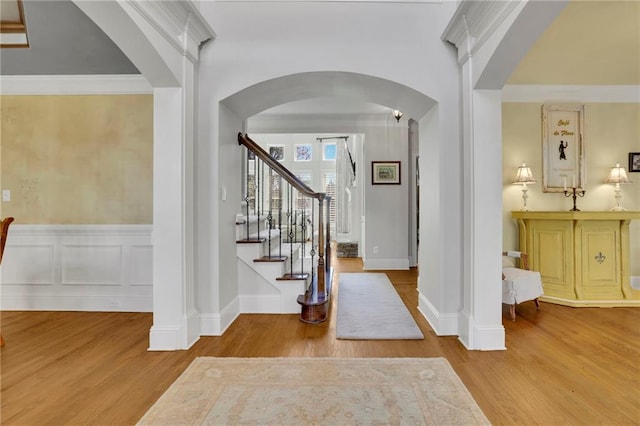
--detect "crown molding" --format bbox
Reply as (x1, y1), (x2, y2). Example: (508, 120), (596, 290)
(124, 0), (216, 63)
(0, 75), (152, 95)
(502, 85), (640, 103)
(441, 0), (520, 64)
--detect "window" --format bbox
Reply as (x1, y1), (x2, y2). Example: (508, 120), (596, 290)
(323, 143), (336, 161)
(295, 171), (312, 210)
(323, 172), (337, 228)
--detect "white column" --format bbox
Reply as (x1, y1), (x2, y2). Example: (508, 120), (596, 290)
(149, 88), (189, 350)
(458, 55), (505, 350)
(148, 38), (202, 351)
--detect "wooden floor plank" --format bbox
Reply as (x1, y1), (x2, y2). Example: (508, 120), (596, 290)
(1, 256), (639, 425)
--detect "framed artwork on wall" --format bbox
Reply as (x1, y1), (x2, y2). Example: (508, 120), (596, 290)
(372, 161), (401, 185)
(629, 152), (640, 173)
(542, 104), (585, 192)
(268, 145), (285, 161)
(295, 144), (312, 161)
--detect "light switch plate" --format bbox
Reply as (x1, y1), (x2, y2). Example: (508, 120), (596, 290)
(2, 190), (10, 202)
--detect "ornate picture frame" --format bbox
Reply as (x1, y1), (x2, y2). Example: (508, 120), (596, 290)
(372, 161), (401, 185)
(542, 104), (585, 192)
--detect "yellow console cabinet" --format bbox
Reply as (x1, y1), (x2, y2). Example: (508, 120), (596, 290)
(511, 211), (640, 307)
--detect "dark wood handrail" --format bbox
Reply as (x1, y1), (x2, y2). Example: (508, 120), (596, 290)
(238, 132), (332, 324)
(238, 133), (325, 201)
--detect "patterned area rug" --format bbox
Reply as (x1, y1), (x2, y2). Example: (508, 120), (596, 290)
(137, 357), (489, 425)
(336, 273), (424, 339)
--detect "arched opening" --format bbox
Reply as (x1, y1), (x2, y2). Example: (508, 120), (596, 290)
(202, 70), (438, 330)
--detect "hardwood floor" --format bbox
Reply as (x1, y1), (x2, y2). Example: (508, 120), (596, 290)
(2, 257), (639, 425)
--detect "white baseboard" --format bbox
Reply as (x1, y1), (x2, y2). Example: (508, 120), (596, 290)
(457, 311), (506, 351)
(363, 258), (410, 270)
(239, 294), (286, 313)
(464, 325), (506, 351)
(417, 291), (458, 336)
(0, 294), (151, 312)
(200, 297), (240, 336)
(148, 325), (181, 351)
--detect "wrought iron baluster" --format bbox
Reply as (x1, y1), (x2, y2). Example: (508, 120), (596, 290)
(267, 168), (274, 258)
(291, 186), (297, 276)
(310, 201), (316, 283)
(244, 150), (250, 239)
(278, 175), (283, 259)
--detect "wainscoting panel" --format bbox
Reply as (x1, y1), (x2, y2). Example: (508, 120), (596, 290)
(1, 225), (153, 312)
(1, 244), (54, 285)
(61, 245), (123, 286)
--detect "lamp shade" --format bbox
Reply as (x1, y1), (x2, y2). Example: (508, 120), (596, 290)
(604, 163), (632, 184)
(513, 162), (536, 184)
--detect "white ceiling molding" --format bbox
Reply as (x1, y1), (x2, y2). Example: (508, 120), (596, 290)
(0, 75), (152, 95)
(441, 0), (520, 64)
(124, 0), (216, 63)
(502, 85), (640, 103)
(248, 113), (392, 134)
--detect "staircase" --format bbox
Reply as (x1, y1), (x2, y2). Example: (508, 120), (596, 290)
(237, 133), (333, 323)
(236, 215), (314, 313)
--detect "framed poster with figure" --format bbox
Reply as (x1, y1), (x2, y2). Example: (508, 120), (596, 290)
(542, 104), (585, 192)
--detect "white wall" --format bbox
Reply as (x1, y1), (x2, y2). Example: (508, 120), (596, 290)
(196, 1), (463, 335)
(248, 118), (410, 268)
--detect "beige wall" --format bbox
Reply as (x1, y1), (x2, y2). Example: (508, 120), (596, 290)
(503, 102), (640, 275)
(1, 95), (153, 224)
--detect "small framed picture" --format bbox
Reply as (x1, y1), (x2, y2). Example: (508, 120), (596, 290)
(629, 152), (640, 173)
(295, 144), (312, 161)
(372, 161), (401, 185)
(268, 145), (285, 161)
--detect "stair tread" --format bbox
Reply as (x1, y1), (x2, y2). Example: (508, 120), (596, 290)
(254, 255), (288, 262)
(236, 238), (266, 244)
(277, 273), (310, 281)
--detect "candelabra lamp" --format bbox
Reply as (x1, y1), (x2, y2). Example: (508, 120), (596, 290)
(513, 162), (536, 211)
(604, 163), (632, 211)
(564, 186), (586, 211)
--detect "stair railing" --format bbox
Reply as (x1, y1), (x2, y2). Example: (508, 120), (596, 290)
(238, 133), (332, 323)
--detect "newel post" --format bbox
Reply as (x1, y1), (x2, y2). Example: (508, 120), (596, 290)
(316, 194), (326, 298)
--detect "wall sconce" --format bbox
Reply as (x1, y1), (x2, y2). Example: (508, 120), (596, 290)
(513, 162), (536, 211)
(392, 110), (403, 122)
(604, 163), (632, 211)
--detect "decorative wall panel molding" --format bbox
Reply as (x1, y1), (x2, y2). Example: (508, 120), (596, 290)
(0, 225), (152, 312)
(0, 74), (152, 95)
(503, 85), (640, 103)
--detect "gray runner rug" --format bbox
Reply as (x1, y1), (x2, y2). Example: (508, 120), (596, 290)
(336, 272), (424, 339)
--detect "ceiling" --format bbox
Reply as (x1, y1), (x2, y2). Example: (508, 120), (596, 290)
(0, 0), (638, 115)
(0, 0), (138, 75)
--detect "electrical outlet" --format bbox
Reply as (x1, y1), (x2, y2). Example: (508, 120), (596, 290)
(373, 246), (379, 254)
(2, 190), (10, 202)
